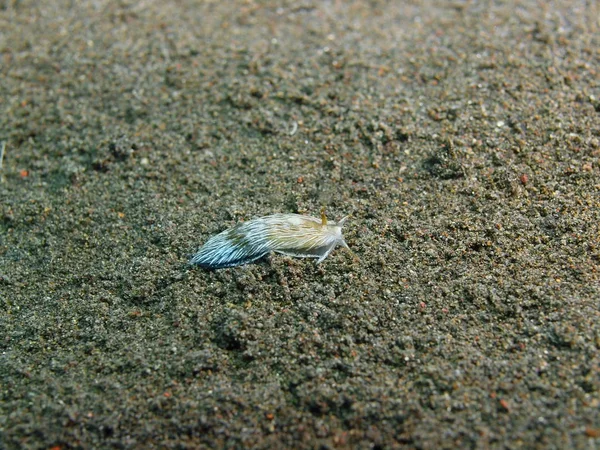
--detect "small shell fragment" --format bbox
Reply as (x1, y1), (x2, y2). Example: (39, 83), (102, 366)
(190, 209), (349, 269)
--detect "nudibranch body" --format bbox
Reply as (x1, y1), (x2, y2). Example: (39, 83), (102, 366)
(190, 210), (349, 269)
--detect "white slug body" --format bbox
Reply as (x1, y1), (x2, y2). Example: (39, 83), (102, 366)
(190, 210), (349, 269)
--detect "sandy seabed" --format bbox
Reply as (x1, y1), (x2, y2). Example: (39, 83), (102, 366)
(1, 1), (599, 448)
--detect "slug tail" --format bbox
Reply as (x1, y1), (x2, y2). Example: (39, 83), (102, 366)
(190, 225), (272, 269)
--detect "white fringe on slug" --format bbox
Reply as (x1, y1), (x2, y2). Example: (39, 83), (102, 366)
(190, 209), (350, 269)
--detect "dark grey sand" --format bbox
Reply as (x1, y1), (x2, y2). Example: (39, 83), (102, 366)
(1, 1), (599, 448)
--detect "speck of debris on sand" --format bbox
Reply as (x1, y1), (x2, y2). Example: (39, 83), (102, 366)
(1, 1), (599, 449)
